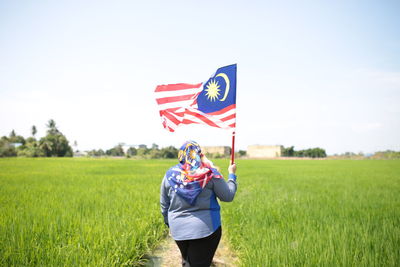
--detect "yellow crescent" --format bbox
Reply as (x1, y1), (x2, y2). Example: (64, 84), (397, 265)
(216, 73), (230, 101)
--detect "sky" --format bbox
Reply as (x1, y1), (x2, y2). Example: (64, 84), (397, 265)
(0, 0), (399, 155)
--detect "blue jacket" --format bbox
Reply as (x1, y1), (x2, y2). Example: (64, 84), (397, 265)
(160, 173), (237, 241)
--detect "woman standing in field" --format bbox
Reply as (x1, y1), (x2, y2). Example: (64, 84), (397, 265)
(160, 140), (237, 267)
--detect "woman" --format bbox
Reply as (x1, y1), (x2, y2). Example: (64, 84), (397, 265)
(160, 140), (237, 267)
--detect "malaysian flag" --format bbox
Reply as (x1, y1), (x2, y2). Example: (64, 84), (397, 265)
(155, 64), (236, 132)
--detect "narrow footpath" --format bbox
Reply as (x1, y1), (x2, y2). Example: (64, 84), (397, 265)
(145, 235), (238, 267)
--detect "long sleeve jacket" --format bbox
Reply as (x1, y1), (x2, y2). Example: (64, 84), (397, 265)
(160, 173), (237, 241)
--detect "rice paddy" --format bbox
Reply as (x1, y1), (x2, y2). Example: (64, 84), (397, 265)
(0, 158), (399, 266)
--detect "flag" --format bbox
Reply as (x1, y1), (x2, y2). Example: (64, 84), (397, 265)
(155, 64), (237, 132)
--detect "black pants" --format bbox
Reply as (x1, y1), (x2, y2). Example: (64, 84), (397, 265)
(175, 227), (222, 267)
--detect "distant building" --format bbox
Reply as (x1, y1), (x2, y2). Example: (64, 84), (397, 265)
(73, 151), (88, 157)
(202, 146), (231, 156)
(247, 145), (282, 158)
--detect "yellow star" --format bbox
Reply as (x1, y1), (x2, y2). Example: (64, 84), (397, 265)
(205, 79), (221, 101)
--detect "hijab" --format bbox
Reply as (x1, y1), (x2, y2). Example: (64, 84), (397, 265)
(165, 140), (222, 205)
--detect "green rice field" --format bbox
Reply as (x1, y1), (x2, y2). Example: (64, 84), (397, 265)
(0, 158), (399, 266)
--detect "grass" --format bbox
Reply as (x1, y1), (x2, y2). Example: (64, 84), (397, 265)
(220, 159), (400, 266)
(0, 158), (174, 266)
(1, 158), (399, 266)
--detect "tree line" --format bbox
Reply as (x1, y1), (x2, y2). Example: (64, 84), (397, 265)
(281, 146), (327, 158)
(371, 150), (400, 159)
(3, 120), (397, 159)
(0, 119), (73, 157)
(0, 122), (328, 159)
(86, 144), (179, 159)
(0, 120), (180, 159)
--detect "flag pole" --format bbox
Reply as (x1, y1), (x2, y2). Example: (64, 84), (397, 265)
(231, 131), (235, 164)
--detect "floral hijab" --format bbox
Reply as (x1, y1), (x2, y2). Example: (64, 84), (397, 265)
(165, 141), (222, 205)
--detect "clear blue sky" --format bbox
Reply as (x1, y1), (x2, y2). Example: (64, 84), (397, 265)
(1, 0), (399, 155)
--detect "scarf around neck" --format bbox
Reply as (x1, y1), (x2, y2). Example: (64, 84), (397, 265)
(165, 141), (222, 205)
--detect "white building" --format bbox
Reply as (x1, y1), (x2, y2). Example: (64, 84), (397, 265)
(247, 145), (282, 158)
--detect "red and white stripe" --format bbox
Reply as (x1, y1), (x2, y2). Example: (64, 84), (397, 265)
(155, 83), (236, 132)
(155, 83), (203, 110)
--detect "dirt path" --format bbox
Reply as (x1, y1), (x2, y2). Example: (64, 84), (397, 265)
(145, 234), (239, 267)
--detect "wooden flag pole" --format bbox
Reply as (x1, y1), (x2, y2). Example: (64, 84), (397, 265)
(231, 131), (236, 164)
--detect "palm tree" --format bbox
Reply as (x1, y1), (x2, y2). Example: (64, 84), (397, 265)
(39, 139), (53, 156)
(31, 125), (37, 137)
(46, 119), (59, 135)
